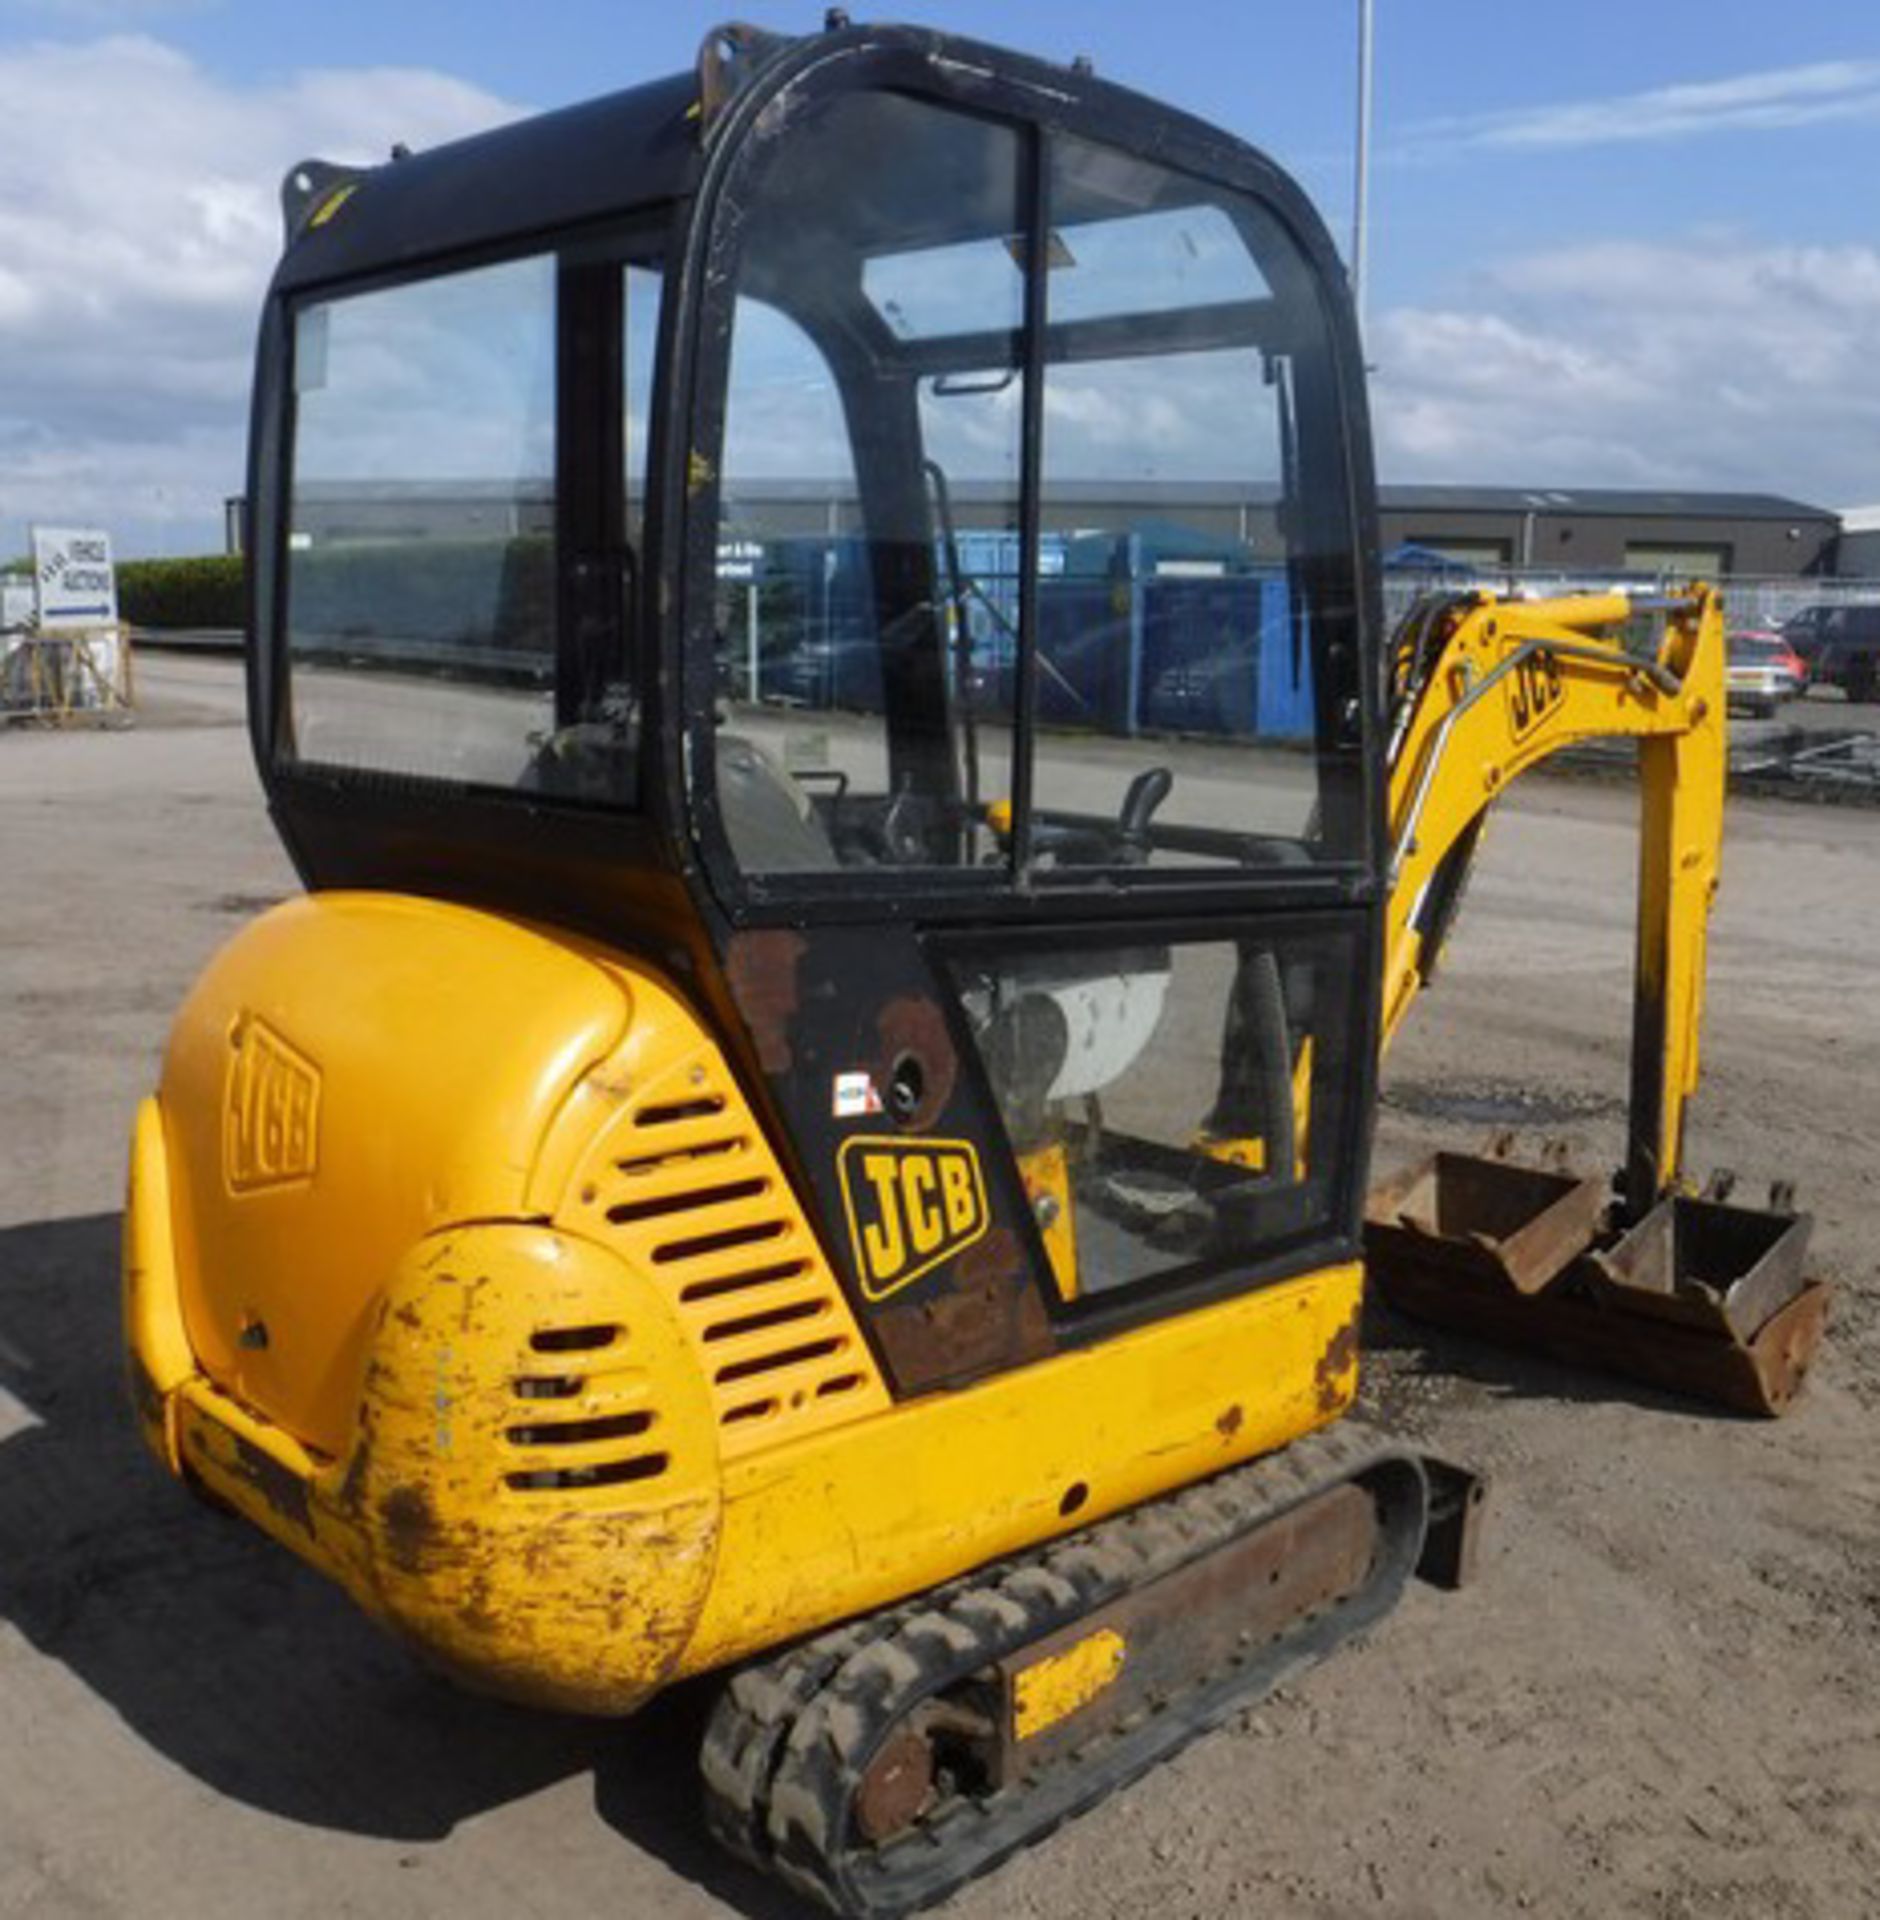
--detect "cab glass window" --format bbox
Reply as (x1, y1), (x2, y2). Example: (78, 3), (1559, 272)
(285, 254), (558, 786)
(1027, 136), (1348, 873)
(708, 92), (1022, 876)
(282, 248), (662, 799)
(945, 922), (1359, 1299)
(700, 87), (1364, 888)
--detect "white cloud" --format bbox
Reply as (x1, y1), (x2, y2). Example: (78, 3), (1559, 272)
(0, 34), (522, 553)
(1369, 238), (1880, 505)
(2, 1), (210, 19)
(1405, 59), (1880, 156)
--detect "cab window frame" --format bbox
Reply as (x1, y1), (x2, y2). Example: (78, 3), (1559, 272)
(673, 49), (1384, 930)
(262, 216), (673, 813)
(924, 903), (1375, 1338)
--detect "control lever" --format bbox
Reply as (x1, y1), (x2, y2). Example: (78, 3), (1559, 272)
(1117, 766), (1173, 860)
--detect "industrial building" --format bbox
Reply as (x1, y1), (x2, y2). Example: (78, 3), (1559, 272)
(248, 481), (1850, 580)
(1376, 485), (1840, 579)
(1835, 504), (1880, 576)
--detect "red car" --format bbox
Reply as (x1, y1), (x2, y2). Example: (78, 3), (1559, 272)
(1726, 629), (1807, 717)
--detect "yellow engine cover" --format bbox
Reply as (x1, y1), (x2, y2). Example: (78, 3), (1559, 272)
(160, 893), (632, 1456)
(128, 892), (1362, 1713)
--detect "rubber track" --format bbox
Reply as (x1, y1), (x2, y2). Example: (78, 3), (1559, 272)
(699, 1421), (1429, 1917)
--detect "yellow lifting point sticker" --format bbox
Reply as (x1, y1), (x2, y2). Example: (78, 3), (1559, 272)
(1013, 1628), (1128, 1741)
(307, 183), (356, 229)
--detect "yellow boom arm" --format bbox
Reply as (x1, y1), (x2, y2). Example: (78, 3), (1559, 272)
(1381, 586), (1726, 1215)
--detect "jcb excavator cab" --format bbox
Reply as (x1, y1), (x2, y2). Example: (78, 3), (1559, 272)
(128, 22), (1437, 1913)
(238, 21), (1386, 1363)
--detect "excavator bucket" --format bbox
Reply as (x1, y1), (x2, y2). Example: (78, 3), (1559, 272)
(1366, 1152), (1829, 1418)
(1366, 1152), (1606, 1296)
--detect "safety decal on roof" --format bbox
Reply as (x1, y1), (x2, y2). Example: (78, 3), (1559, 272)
(308, 183), (357, 230)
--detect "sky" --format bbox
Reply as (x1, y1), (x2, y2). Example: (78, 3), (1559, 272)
(0, 0), (1876, 554)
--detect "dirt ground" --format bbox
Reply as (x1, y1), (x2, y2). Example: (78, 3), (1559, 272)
(1, 654), (1875, 1919)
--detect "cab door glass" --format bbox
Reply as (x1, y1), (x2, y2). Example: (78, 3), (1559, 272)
(945, 923), (1358, 1301)
(713, 296), (880, 872)
(1028, 136), (1350, 873)
(708, 90), (1025, 876)
(908, 338), (1025, 848)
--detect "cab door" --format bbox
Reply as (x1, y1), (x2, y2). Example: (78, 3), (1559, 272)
(676, 52), (1384, 1394)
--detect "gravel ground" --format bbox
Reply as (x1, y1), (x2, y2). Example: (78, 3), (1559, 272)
(1, 655), (1874, 1919)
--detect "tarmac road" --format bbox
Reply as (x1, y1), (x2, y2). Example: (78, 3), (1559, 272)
(1, 654), (1875, 1919)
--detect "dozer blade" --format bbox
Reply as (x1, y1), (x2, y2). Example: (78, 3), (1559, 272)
(1366, 1152), (1828, 1418)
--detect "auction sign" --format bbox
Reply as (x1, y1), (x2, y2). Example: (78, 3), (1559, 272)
(30, 526), (117, 629)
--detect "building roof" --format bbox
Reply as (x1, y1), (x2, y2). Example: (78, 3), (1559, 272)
(1378, 484), (1835, 522)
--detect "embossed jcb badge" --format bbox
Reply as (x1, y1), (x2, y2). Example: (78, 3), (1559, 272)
(225, 1015), (321, 1192)
(1504, 643), (1564, 741)
(838, 1135), (989, 1300)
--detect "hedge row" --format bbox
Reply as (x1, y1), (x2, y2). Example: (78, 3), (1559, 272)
(118, 554), (246, 630)
(291, 536), (551, 651)
(115, 538), (554, 648)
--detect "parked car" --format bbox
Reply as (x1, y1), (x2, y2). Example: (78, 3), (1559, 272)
(1725, 631), (1804, 718)
(1779, 603), (1880, 703)
(1768, 633), (1811, 690)
(1723, 628), (1805, 718)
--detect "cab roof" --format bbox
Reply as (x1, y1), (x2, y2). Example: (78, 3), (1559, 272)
(267, 20), (1267, 299)
(272, 65), (701, 294)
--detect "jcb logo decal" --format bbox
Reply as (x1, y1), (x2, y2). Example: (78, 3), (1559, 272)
(838, 1136), (990, 1301)
(224, 1015), (321, 1192)
(1505, 646), (1564, 741)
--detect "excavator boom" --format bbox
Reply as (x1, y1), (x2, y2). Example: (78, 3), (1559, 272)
(1382, 585), (1724, 1205)
(1366, 584), (1827, 1414)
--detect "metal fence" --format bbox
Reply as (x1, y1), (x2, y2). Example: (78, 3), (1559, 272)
(1381, 565), (1880, 634)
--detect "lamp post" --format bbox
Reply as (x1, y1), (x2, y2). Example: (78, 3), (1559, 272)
(1352, 0), (1374, 341)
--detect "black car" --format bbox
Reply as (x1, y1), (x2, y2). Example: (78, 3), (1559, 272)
(1780, 603), (1880, 703)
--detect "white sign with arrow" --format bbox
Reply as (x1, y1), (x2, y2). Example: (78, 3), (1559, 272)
(31, 525), (118, 631)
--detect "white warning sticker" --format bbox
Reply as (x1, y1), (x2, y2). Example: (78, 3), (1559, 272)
(833, 1070), (883, 1119)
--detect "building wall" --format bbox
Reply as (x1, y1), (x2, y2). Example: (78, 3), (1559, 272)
(229, 483), (1845, 580)
(1835, 529), (1880, 577)
(1381, 508), (1837, 577)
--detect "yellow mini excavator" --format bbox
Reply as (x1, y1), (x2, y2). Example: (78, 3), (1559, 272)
(123, 20), (1824, 1913)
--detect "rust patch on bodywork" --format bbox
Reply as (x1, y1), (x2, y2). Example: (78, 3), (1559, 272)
(230, 1431), (315, 1536)
(1314, 1311), (1360, 1412)
(871, 994), (958, 1131)
(726, 930), (809, 1074)
(872, 1228), (1055, 1389)
(380, 1484), (439, 1574)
